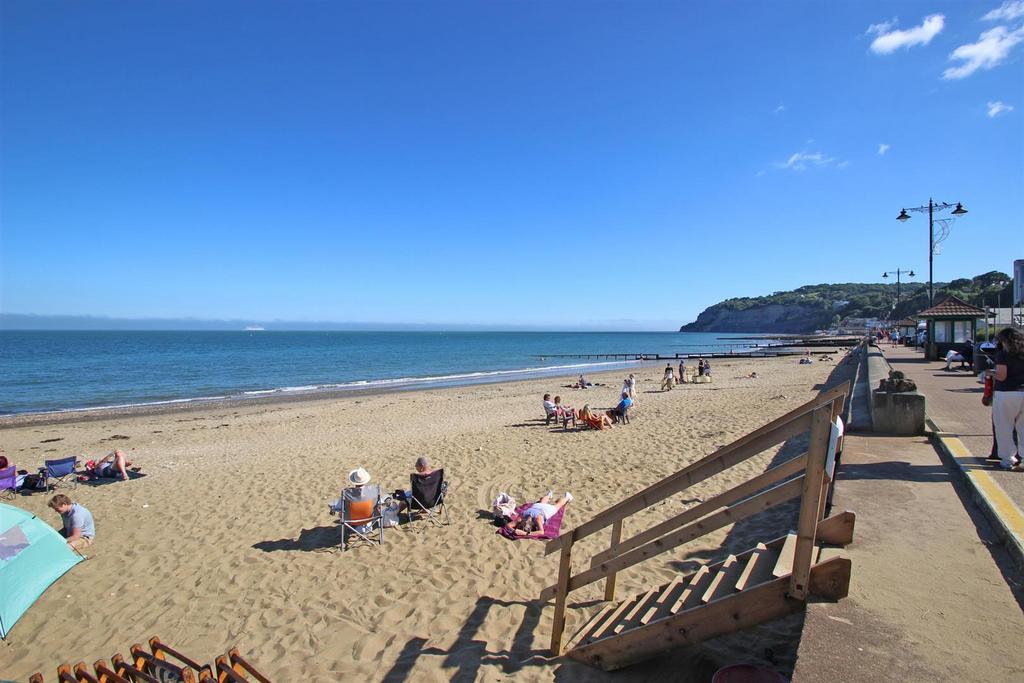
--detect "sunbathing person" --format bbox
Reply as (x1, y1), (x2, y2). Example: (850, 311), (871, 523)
(579, 404), (613, 429)
(504, 491), (573, 537)
(91, 450), (133, 480)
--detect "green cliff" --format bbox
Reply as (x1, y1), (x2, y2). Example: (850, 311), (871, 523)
(680, 272), (1012, 333)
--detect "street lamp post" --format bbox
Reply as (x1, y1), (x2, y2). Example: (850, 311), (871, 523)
(882, 268), (915, 316)
(896, 199), (968, 307)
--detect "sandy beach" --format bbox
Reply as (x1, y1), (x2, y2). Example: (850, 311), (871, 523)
(1, 356), (839, 681)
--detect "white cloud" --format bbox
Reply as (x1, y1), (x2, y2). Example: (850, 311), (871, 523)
(988, 100), (1015, 116)
(774, 104), (786, 114)
(983, 1), (1024, 21)
(944, 25), (1024, 79)
(867, 18), (898, 36)
(775, 151), (840, 171)
(878, 143), (891, 155)
(869, 14), (944, 54)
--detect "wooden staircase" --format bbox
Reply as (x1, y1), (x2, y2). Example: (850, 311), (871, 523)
(539, 382), (854, 671)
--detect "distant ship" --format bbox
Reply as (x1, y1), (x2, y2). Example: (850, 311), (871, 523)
(244, 326), (266, 331)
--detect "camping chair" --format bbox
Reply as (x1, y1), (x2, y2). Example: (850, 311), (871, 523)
(332, 484), (383, 550)
(404, 469), (450, 526)
(41, 456), (79, 491)
(1, 465), (18, 499)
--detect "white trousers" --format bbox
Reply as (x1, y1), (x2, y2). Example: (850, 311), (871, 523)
(993, 391), (1024, 467)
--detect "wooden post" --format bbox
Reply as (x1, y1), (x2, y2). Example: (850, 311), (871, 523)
(550, 530), (575, 655)
(789, 405), (832, 600)
(604, 520), (622, 601)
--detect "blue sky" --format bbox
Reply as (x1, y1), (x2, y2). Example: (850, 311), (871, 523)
(1, 1), (1022, 330)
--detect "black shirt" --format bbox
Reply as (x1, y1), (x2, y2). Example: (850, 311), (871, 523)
(995, 349), (1024, 392)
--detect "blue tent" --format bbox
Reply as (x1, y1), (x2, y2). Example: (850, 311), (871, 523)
(0, 502), (83, 639)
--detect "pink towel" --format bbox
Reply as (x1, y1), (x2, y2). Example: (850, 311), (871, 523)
(496, 501), (567, 541)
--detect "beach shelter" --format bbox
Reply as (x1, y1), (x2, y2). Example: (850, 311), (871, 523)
(0, 502), (83, 639)
(916, 295), (986, 361)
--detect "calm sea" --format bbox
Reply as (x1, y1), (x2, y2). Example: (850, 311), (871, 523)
(0, 331), (774, 415)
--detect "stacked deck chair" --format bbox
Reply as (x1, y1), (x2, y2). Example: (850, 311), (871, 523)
(41, 456), (79, 491)
(405, 469), (450, 526)
(29, 636), (273, 682)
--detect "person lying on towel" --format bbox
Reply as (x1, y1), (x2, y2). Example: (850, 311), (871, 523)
(500, 491), (573, 538)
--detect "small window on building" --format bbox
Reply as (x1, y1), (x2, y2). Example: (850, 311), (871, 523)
(953, 320), (972, 342)
(933, 321), (951, 342)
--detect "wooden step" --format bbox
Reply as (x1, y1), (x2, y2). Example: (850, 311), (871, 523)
(614, 588), (661, 633)
(773, 533), (798, 578)
(734, 543), (777, 592)
(672, 565), (714, 613)
(701, 555), (744, 603)
(587, 595), (640, 641)
(574, 603), (618, 646)
(639, 574), (686, 625)
(565, 556), (853, 672)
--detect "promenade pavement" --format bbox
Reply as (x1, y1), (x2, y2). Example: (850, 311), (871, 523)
(793, 433), (1024, 682)
(883, 343), (1024, 566)
(883, 344), (1024, 505)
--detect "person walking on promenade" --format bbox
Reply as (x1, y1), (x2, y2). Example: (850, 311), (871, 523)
(992, 328), (1024, 471)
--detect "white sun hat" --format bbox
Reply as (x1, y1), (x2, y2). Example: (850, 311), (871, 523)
(349, 467), (371, 486)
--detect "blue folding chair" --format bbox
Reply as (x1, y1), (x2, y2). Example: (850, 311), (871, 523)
(41, 456), (79, 490)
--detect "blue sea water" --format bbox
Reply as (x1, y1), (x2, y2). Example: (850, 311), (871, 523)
(0, 331), (775, 415)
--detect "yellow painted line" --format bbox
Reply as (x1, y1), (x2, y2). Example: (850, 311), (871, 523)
(933, 430), (1024, 545)
(967, 469), (1024, 532)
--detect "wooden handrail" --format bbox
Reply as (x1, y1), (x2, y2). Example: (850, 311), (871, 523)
(545, 381), (849, 555)
(789, 405), (833, 599)
(591, 451), (808, 567)
(540, 475), (805, 601)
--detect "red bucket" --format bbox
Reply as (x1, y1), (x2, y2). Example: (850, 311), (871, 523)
(711, 664), (788, 683)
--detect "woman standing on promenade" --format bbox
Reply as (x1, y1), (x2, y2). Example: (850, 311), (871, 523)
(993, 327), (1024, 471)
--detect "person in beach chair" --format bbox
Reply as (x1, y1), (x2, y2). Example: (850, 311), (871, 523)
(1, 461), (19, 500)
(553, 396), (577, 427)
(578, 404), (613, 430)
(500, 491), (573, 538)
(397, 457), (450, 526)
(330, 467), (384, 550)
(606, 392), (633, 424)
(40, 456), (79, 491)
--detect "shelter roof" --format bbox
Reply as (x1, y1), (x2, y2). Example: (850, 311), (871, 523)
(916, 296), (985, 319)
(897, 317), (920, 327)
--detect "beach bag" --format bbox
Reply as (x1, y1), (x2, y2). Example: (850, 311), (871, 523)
(381, 502), (400, 528)
(492, 492), (517, 519)
(982, 374), (994, 407)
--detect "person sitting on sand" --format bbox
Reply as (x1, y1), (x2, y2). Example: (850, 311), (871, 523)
(90, 450), (133, 481)
(606, 392), (633, 424)
(48, 494), (95, 551)
(503, 491), (573, 537)
(579, 404), (613, 430)
(575, 374), (588, 389)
